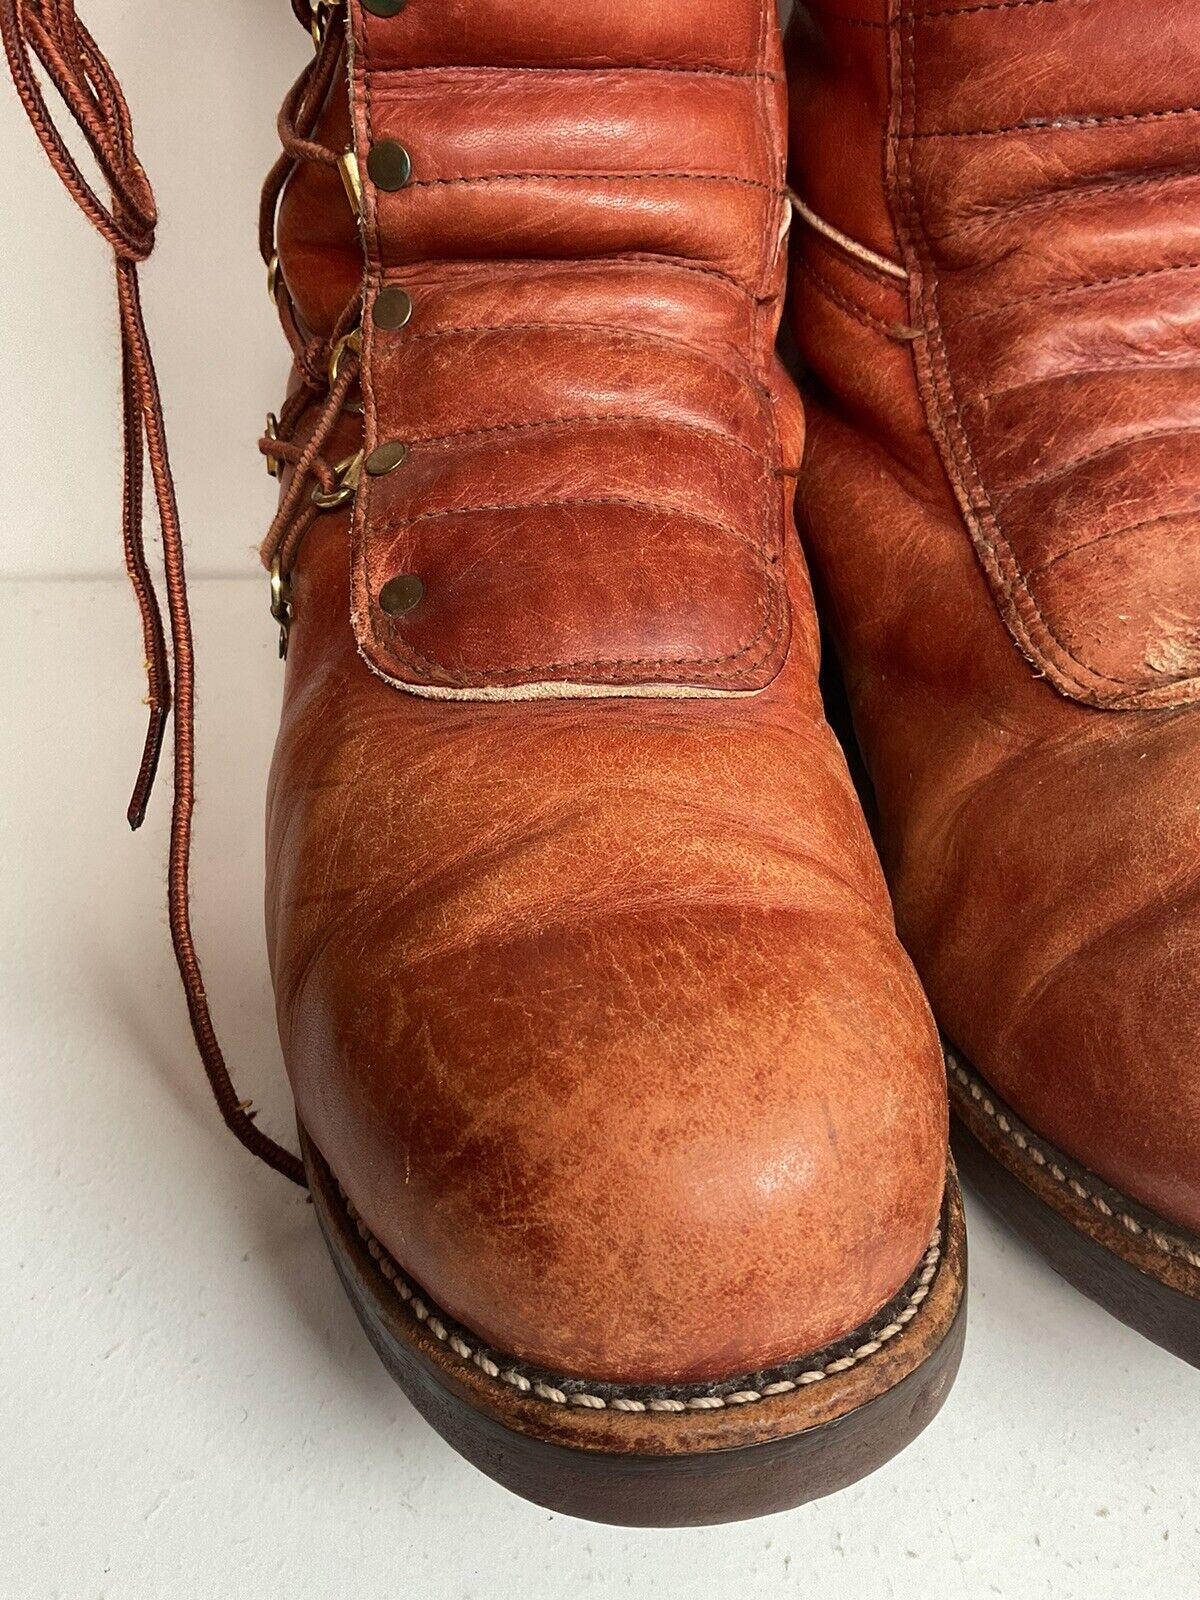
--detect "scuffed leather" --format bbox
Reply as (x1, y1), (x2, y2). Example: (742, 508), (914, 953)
(787, 0), (1200, 1232)
(347, 5), (794, 696)
(266, 0), (948, 1383)
(890, 0), (1200, 710)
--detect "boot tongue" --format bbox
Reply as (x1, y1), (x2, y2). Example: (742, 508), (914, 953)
(891, 3), (1200, 710)
(335, 1), (794, 701)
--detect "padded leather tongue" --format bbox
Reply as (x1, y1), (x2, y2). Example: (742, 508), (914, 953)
(346, 1), (792, 700)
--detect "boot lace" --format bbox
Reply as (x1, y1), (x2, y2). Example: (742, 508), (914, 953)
(0, 0), (365, 1186)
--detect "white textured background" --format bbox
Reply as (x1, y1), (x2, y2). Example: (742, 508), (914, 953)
(1, 4), (1197, 1597)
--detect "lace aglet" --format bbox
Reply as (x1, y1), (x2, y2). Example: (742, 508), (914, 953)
(127, 700), (170, 831)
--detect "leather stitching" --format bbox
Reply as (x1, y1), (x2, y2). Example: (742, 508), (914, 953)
(334, 1173), (948, 1411)
(1027, 505), (1199, 580)
(797, 258), (921, 341)
(398, 319), (771, 399)
(404, 171), (783, 195)
(911, 104), (1200, 141)
(377, 496), (783, 683)
(993, 426), (1200, 501)
(953, 167), (1200, 232)
(368, 63), (785, 82)
(954, 260), (1200, 323)
(948, 1054), (1200, 1273)
(895, 9), (1134, 697)
(819, 0), (1065, 22)
(410, 411), (771, 461)
(354, 6), (788, 694)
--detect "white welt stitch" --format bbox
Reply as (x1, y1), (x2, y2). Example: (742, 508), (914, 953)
(947, 1054), (1200, 1272)
(334, 1185), (944, 1413)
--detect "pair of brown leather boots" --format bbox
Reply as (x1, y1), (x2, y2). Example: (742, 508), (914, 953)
(7, 0), (1197, 1528)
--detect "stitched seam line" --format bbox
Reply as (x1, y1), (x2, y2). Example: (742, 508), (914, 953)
(796, 258), (918, 341)
(948, 1056), (1200, 1272)
(367, 63), (785, 82)
(376, 496), (783, 682)
(410, 411), (769, 461)
(1027, 504), (1200, 579)
(397, 319), (771, 399)
(909, 105), (1200, 141)
(818, 0), (1064, 22)
(954, 260), (1200, 323)
(336, 1180), (945, 1411)
(954, 168), (1200, 233)
(404, 171), (782, 195)
(895, 13), (1129, 696)
(994, 426), (1200, 501)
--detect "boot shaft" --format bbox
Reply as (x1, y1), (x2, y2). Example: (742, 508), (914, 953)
(274, 0), (803, 702)
(787, 0), (1200, 710)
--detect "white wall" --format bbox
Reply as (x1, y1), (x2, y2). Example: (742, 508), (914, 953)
(0, 4), (311, 578)
(0, 2), (794, 579)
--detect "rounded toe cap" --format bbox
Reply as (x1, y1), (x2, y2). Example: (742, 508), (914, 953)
(291, 898), (947, 1386)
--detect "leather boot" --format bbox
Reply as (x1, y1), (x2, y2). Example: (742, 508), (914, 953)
(785, 0), (1199, 1365)
(5, 0), (964, 1522)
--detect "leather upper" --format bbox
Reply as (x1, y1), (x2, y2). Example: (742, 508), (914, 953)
(345, 3), (794, 698)
(264, 0), (949, 1383)
(787, 0), (1200, 1230)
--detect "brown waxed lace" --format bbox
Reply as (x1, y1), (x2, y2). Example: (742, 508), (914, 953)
(0, 0), (357, 1189)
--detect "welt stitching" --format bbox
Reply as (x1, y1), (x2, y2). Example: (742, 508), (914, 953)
(797, 258), (919, 341)
(406, 171), (783, 195)
(953, 259), (1200, 323)
(909, 104), (1200, 141)
(337, 1178), (946, 1411)
(948, 1057), (1200, 1272)
(1027, 505), (1200, 579)
(896, 15), (1129, 694)
(993, 426), (1200, 501)
(410, 411), (770, 462)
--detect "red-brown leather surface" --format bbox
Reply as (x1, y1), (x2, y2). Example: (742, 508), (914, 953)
(787, 0), (1200, 1232)
(266, 0), (948, 1383)
(893, 0), (1197, 710)
(347, 6), (795, 696)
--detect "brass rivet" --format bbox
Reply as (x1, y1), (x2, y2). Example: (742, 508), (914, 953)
(372, 286), (413, 331)
(365, 440), (410, 476)
(363, 0), (406, 14)
(367, 139), (412, 191)
(379, 574), (424, 616)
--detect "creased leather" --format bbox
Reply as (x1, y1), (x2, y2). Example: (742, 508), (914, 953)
(347, 4), (793, 697)
(266, 0), (949, 1384)
(883, 0), (1200, 710)
(787, 0), (1200, 1233)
